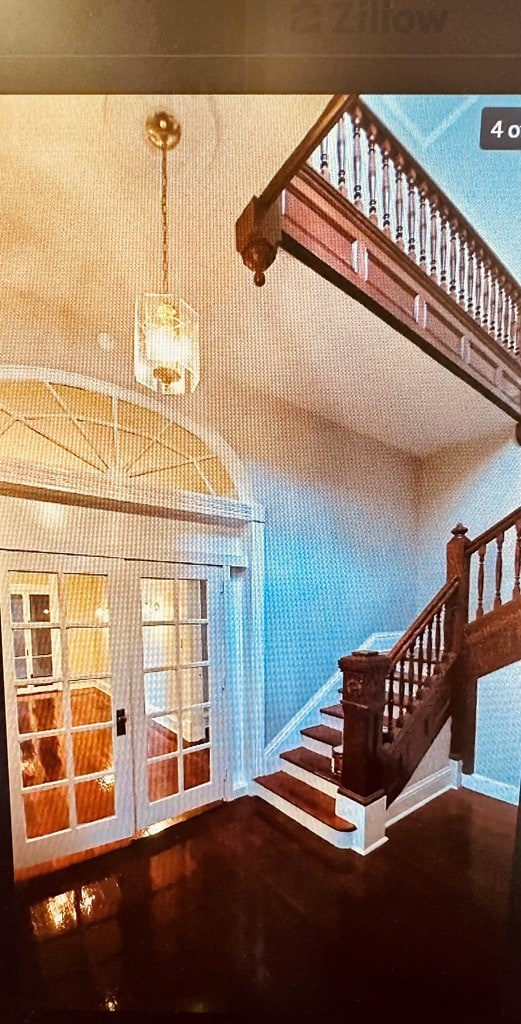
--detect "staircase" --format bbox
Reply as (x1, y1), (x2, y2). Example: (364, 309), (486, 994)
(253, 508), (521, 852)
(253, 703), (352, 847)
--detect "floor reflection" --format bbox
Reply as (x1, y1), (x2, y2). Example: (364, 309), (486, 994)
(13, 790), (518, 1018)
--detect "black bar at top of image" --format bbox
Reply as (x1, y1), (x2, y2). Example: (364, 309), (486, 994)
(0, 0), (520, 93)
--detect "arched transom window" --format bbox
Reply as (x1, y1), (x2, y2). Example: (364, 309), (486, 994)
(0, 380), (236, 499)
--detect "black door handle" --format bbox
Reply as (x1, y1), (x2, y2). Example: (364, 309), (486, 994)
(116, 708), (128, 736)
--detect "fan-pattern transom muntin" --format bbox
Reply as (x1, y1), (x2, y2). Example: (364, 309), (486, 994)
(0, 381), (236, 499)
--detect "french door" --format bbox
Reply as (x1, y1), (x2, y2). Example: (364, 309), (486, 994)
(0, 552), (226, 871)
(129, 561), (226, 832)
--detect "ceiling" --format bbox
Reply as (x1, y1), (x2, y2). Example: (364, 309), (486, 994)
(0, 93), (513, 457)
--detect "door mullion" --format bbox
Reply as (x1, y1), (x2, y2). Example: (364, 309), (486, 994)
(58, 571), (77, 830)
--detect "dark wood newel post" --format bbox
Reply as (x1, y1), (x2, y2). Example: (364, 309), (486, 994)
(445, 522), (471, 651)
(446, 522), (475, 770)
(338, 650), (390, 799)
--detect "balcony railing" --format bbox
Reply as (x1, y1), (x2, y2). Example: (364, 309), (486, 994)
(236, 94), (521, 421)
(308, 100), (520, 361)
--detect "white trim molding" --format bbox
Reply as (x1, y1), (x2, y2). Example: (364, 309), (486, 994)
(386, 764), (455, 828)
(461, 773), (521, 806)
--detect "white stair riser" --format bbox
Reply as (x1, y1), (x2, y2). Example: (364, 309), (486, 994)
(251, 781), (354, 850)
(300, 734), (335, 757)
(320, 712), (343, 731)
(280, 757), (338, 798)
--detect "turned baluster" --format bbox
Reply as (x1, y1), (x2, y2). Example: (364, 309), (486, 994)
(368, 127), (377, 223)
(494, 531), (504, 608)
(458, 236), (466, 305)
(320, 134), (330, 181)
(336, 113), (347, 196)
(482, 264), (491, 328)
(474, 253), (483, 322)
(382, 145), (391, 235)
(513, 298), (521, 355)
(416, 629), (425, 698)
(513, 521), (521, 600)
(515, 298), (521, 355)
(489, 274), (497, 338)
(429, 201), (438, 279)
(396, 656), (406, 727)
(386, 667), (395, 739)
(496, 281), (504, 345)
(419, 189), (428, 269)
(395, 159), (404, 249)
(501, 290), (509, 350)
(434, 608), (442, 665)
(449, 221), (458, 295)
(439, 212), (448, 288)
(467, 246), (475, 315)
(508, 294), (517, 353)
(353, 114), (363, 210)
(426, 618), (433, 677)
(407, 641), (416, 708)
(407, 173), (417, 260)
(476, 544), (486, 617)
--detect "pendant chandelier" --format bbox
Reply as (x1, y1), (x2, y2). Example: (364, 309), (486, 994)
(134, 111), (200, 396)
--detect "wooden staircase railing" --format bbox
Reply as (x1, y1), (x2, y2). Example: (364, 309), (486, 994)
(308, 102), (520, 360)
(236, 95), (521, 422)
(338, 510), (521, 806)
(237, 93), (521, 358)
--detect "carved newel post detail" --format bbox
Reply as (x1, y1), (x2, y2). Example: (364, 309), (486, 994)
(446, 522), (474, 771)
(445, 522), (471, 652)
(338, 650), (390, 800)
(235, 195), (282, 286)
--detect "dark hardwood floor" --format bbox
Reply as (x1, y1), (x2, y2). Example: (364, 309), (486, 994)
(7, 787), (519, 1022)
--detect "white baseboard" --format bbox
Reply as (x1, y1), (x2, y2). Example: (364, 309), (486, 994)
(386, 764), (454, 828)
(230, 783), (250, 800)
(461, 773), (520, 806)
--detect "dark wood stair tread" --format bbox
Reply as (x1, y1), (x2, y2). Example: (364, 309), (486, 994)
(280, 746), (338, 785)
(320, 703), (343, 719)
(301, 724), (342, 747)
(254, 771), (355, 832)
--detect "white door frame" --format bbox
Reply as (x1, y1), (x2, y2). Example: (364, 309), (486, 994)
(0, 494), (265, 871)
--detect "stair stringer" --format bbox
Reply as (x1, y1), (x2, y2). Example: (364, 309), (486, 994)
(465, 598), (521, 678)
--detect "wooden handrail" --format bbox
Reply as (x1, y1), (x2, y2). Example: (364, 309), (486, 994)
(389, 577), (460, 665)
(467, 505), (521, 555)
(258, 94), (355, 210)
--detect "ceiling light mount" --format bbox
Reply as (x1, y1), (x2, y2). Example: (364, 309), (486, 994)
(145, 111), (181, 151)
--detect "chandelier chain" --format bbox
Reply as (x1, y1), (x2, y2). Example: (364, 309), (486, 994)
(161, 142), (169, 294)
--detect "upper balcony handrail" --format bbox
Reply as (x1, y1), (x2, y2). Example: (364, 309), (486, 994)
(466, 504), (521, 555)
(388, 576), (460, 666)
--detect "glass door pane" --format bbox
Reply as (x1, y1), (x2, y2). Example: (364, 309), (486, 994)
(134, 566), (225, 830)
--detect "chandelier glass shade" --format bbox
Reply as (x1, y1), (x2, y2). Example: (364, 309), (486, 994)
(134, 112), (200, 396)
(134, 294), (200, 395)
